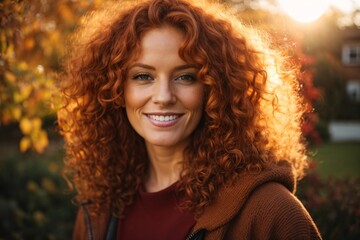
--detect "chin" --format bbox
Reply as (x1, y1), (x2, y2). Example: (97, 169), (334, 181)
(145, 135), (189, 149)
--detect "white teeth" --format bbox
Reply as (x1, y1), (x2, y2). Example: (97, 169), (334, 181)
(148, 115), (178, 122)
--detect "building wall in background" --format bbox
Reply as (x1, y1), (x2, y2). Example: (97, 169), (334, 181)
(341, 28), (360, 103)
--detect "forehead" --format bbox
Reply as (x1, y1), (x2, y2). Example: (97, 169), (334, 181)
(131, 26), (186, 62)
(143, 27), (183, 47)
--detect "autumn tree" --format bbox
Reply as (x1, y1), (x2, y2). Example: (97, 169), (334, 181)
(0, 0), (99, 152)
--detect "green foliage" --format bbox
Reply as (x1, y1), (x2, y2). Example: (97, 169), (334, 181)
(298, 142), (360, 240)
(0, 141), (76, 239)
(313, 120), (330, 142)
(298, 169), (360, 240)
(312, 53), (348, 121)
(298, 141), (360, 239)
(312, 52), (360, 121)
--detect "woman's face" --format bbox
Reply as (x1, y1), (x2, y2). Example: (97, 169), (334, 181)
(124, 26), (204, 149)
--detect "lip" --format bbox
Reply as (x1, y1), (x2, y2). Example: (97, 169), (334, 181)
(144, 112), (183, 127)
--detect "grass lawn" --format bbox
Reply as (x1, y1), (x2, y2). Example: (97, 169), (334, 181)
(310, 141), (360, 179)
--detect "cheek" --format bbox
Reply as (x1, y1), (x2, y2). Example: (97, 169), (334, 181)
(181, 86), (204, 113)
(124, 85), (144, 108)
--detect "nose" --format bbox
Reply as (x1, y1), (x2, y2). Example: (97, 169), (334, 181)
(152, 78), (176, 106)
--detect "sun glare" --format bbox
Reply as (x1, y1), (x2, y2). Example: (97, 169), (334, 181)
(279, 0), (330, 23)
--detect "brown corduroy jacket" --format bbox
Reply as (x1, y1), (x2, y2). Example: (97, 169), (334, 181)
(73, 161), (322, 240)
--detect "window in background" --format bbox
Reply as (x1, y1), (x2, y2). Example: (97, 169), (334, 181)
(342, 44), (360, 65)
(346, 80), (360, 102)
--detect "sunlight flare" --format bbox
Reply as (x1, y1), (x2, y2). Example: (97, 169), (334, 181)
(279, 0), (330, 23)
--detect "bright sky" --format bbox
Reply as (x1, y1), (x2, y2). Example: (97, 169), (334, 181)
(278, 0), (360, 23)
(329, 0), (360, 13)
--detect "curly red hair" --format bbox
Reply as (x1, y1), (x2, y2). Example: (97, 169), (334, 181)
(58, 0), (308, 217)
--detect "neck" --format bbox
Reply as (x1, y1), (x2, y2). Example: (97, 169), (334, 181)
(144, 143), (186, 192)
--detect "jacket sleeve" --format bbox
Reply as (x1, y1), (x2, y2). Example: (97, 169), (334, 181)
(227, 182), (322, 240)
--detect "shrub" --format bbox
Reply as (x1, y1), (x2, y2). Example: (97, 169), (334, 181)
(0, 141), (76, 239)
(298, 165), (360, 240)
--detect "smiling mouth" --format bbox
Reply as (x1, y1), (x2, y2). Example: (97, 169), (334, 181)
(147, 114), (181, 122)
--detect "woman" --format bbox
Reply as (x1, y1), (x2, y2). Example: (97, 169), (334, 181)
(58, 0), (322, 239)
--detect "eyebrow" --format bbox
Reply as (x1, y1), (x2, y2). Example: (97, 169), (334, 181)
(129, 63), (197, 71)
(174, 63), (197, 71)
(129, 63), (155, 70)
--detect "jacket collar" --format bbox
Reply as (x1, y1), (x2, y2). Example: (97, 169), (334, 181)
(194, 161), (295, 231)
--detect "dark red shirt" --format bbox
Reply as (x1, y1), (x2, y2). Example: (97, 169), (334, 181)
(117, 182), (195, 240)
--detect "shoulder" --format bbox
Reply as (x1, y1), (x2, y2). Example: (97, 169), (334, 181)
(230, 182), (322, 239)
(246, 183), (310, 221)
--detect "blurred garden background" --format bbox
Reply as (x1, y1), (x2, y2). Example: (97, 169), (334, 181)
(1, 0), (360, 239)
